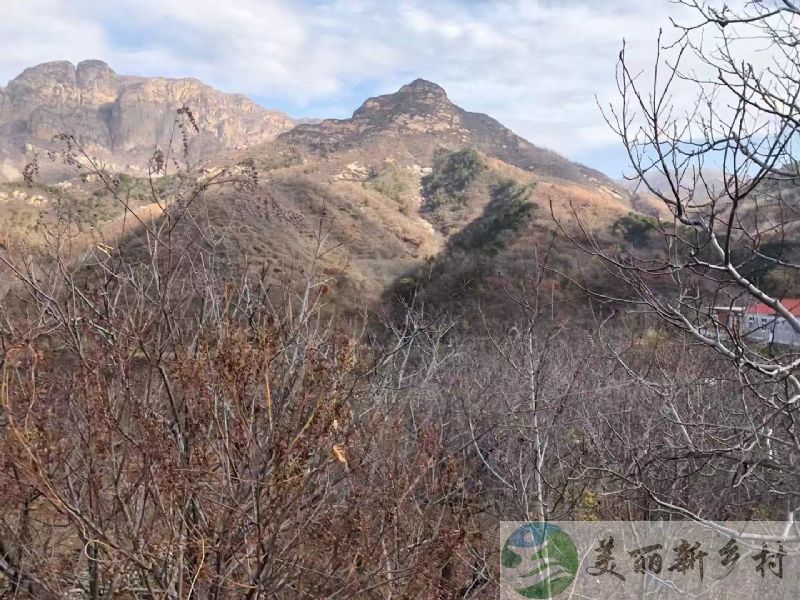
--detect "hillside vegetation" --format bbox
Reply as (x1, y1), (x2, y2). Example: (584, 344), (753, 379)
(1, 51), (797, 598)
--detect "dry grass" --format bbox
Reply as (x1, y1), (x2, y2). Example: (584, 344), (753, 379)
(0, 130), (652, 314)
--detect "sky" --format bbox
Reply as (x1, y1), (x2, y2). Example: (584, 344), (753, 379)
(0, 0), (702, 177)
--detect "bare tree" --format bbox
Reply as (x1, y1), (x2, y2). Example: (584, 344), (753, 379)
(0, 111), (497, 598)
(571, 0), (800, 539)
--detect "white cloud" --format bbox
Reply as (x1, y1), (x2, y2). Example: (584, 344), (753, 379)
(0, 1), (109, 73)
(0, 0), (717, 172)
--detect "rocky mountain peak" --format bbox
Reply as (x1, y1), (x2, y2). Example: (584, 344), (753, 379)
(281, 77), (621, 189)
(396, 78), (449, 100)
(6, 61), (78, 103)
(0, 59), (296, 182)
(280, 78), (464, 152)
(76, 60), (120, 104)
(353, 79), (453, 119)
(76, 60), (117, 83)
(5, 60), (120, 110)
(12, 60), (77, 84)
(345, 78), (461, 136)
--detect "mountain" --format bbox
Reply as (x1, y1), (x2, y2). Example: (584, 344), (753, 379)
(211, 79), (637, 309)
(616, 169), (727, 217)
(282, 78), (617, 188)
(0, 60), (294, 181)
(0, 69), (642, 312)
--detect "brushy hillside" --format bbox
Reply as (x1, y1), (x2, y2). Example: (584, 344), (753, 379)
(1, 70), (795, 599)
(386, 147), (639, 315)
(0, 78), (648, 316)
(0, 152), (783, 596)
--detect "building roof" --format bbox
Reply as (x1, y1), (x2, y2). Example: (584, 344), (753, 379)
(745, 299), (800, 316)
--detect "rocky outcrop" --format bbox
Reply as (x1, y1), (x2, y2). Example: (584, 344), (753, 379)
(280, 78), (616, 187)
(282, 79), (467, 149)
(0, 60), (295, 181)
(352, 79), (464, 133)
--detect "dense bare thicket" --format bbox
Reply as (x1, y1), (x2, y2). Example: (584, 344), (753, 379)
(0, 118), (499, 598)
(572, 0), (800, 538)
(0, 123), (674, 597)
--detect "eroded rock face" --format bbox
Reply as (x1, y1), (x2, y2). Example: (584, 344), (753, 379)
(352, 79), (461, 132)
(285, 78), (466, 148)
(0, 60), (295, 181)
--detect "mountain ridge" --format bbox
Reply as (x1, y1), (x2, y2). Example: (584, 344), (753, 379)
(0, 61), (620, 191)
(280, 77), (617, 189)
(0, 59), (295, 181)
(0, 62), (641, 311)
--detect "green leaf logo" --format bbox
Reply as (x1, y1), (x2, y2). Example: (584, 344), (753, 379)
(502, 523), (579, 599)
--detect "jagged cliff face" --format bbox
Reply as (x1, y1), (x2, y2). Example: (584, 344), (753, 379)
(0, 60), (295, 180)
(281, 78), (614, 187)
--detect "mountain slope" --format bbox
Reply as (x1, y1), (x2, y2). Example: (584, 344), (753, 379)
(0, 60), (295, 181)
(0, 71), (643, 313)
(209, 80), (639, 308)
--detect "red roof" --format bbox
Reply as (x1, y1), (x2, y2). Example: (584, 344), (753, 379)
(745, 299), (800, 316)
